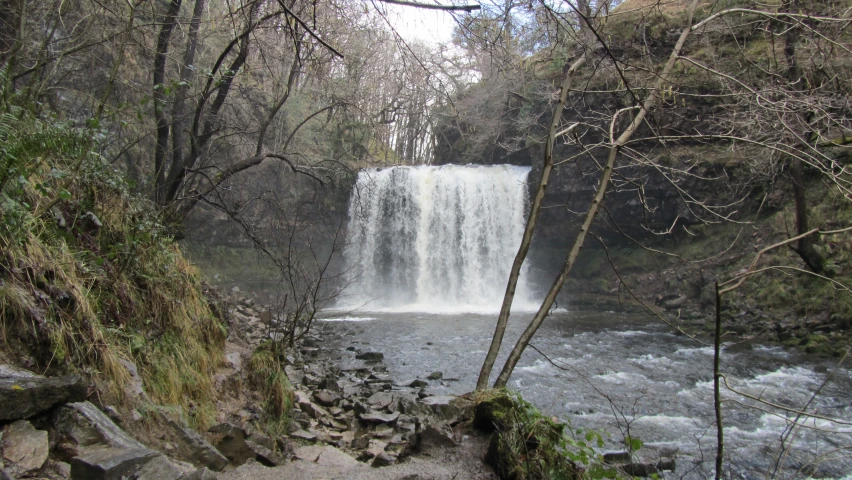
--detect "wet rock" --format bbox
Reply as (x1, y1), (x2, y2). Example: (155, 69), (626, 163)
(603, 451), (631, 463)
(359, 410), (400, 424)
(408, 379), (428, 388)
(355, 352), (384, 362)
(0, 373), (88, 420)
(54, 402), (148, 455)
(2, 420), (49, 476)
(656, 457), (676, 471)
(622, 462), (659, 477)
(313, 390), (340, 407)
(163, 419), (228, 471)
(426, 371), (443, 380)
(70, 447), (160, 480)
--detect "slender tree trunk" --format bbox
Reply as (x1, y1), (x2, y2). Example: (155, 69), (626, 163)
(713, 282), (724, 480)
(492, 0), (701, 389)
(476, 55), (586, 390)
(153, 0), (183, 204)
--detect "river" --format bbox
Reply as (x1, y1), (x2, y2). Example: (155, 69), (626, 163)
(318, 308), (852, 479)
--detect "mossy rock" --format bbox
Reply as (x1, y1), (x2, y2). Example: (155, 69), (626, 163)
(473, 392), (516, 432)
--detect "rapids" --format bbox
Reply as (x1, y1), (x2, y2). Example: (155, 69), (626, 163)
(318, 310), (852, 479)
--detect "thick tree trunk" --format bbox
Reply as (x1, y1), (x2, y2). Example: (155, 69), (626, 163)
(492, 0), (701, 389)
(153, 0), (183, 204)
(164, 0), (205, 204)
(475, 55), (586, 390)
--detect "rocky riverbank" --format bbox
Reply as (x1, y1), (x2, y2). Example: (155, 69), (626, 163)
(0, 286), (687, 479)
(0, 287), (501, 479)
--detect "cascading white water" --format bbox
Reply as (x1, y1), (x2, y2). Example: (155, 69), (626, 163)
(342, 164), (535, 312)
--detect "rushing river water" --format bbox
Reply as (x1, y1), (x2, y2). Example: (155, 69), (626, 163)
(318, 308), (852, 479)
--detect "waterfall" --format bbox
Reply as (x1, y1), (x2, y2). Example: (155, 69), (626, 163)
(342, 164), (534, 313)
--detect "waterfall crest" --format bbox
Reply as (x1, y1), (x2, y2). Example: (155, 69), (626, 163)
(342, 164), (534, 313)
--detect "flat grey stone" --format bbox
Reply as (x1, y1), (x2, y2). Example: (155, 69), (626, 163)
(0, 374), (88, 420)
(70, 446), (159, 480)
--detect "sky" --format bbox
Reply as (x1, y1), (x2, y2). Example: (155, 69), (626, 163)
(376, 1), (465, 45)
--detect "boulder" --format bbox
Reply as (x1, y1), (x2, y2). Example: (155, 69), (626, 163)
(163, 419), (228, 471)
(355, 352), (384, 362)
(472, 394), (515, 432)
(54, 401), (147, 455)
(2, 420), (49, 476)
(416, 424), (456, 453)
(70, 447), (160, 480)
(0, 373), (88, 420)
(284, 366), (305, 385)
(407, 379), (428, 388)
(359, 410), (399, 424)
(426, 371), (443, 380)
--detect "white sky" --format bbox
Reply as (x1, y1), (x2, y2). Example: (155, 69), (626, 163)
(378, 2), (465, 45)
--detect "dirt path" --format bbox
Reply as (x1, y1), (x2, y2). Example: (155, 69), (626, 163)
(220, 434), (497, 480)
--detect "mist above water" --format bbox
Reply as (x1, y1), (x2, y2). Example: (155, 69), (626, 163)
(341, 165), (536, 313)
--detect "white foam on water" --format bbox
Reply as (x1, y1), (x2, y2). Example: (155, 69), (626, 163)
(318, 316), (377, 322)
(593, 371), (649, 384)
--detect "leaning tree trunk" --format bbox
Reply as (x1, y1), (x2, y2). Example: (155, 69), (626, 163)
(476, 55), (586, 390)
(492, 0), (701, 389)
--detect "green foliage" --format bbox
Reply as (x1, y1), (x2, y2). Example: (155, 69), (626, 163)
(0, 93), (225, 428)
